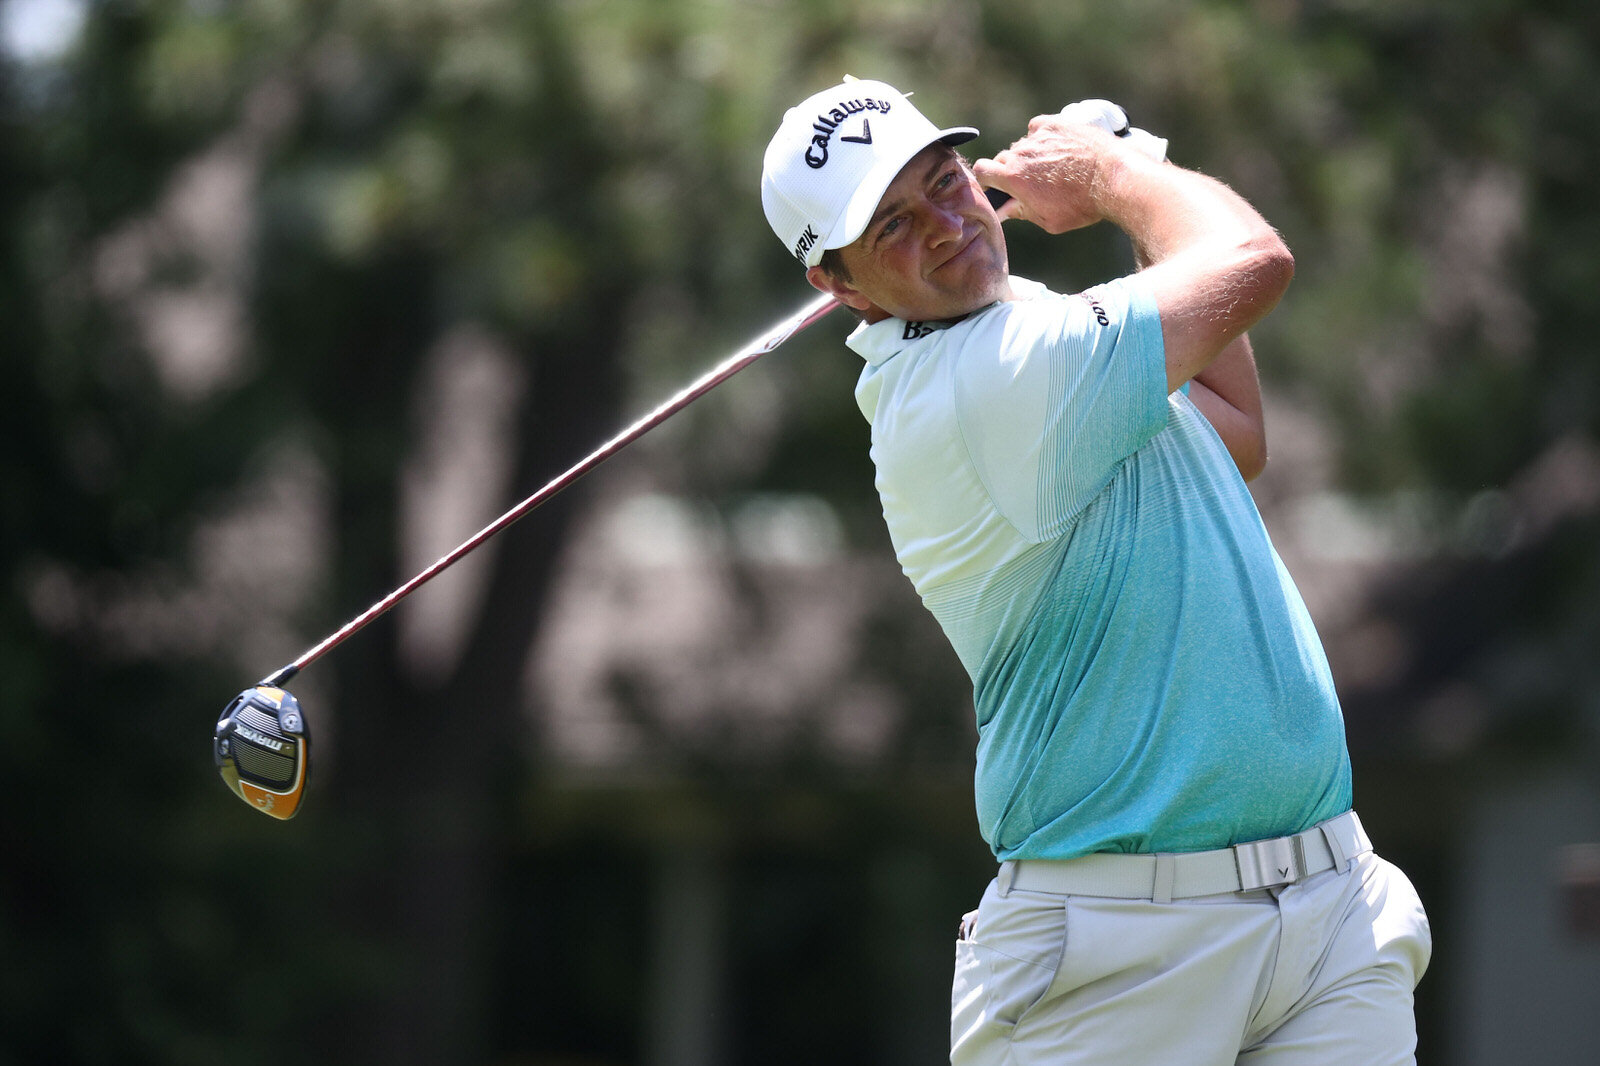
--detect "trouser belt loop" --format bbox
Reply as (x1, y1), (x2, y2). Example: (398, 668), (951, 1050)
(997, 860), (1017, 899)
(1152, 854), (1176, 904)
(1321, 820), (1351, 872)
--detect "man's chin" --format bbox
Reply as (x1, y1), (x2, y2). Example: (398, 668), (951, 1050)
(877, 269), (1013, 324)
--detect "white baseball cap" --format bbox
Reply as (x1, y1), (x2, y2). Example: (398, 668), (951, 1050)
(761, 77), (978, 267)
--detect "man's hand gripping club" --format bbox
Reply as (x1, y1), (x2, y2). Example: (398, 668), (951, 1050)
(973, 110), (1293, 394)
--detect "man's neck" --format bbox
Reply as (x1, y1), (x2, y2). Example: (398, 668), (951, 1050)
(861, 282), (1017, 326)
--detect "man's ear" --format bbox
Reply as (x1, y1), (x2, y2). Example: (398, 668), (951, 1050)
(805, 264), (873, 313)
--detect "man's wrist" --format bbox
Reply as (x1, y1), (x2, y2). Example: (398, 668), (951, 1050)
(1089, 142), (1166, 238)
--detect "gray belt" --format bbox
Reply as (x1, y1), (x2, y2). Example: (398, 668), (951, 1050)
(997, 811), (1370, 903)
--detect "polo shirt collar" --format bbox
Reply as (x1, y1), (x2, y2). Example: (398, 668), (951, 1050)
(844, 276), (1046, 365)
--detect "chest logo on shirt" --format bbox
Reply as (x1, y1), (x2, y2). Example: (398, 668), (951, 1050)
(1084, 296), (1111, 328)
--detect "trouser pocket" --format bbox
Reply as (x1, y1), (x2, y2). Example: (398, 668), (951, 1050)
(950, 882), (1068, 1065)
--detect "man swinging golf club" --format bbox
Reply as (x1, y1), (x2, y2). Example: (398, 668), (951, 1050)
(760, 77), (1431, 1064)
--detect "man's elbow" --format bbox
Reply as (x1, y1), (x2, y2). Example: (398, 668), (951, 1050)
(1220, 408), (1269, 482)
(1204, 232), (1296, 342)
(1244, 232), (1295, 309)
(1237, 439), (1268, 483)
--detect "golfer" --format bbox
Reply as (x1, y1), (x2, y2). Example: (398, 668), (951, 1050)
(760, 78), (1431, 1064)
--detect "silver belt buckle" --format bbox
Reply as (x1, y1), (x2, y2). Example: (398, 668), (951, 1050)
(1234, 833), (1307, 891)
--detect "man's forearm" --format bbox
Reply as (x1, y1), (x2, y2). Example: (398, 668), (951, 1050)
(1123, 176), (1290, 390)
(1097, 149), (1282, 274)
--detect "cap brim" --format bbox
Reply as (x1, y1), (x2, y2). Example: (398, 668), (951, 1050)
(822, 126), (980, 261)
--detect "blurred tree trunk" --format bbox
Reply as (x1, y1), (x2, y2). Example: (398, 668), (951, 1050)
(317, 318), (624, 1065)
(298, 19), (631, 1057)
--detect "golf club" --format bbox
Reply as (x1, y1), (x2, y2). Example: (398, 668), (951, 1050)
(216, 290), (842, 818)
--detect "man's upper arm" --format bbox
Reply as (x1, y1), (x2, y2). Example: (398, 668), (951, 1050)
(1138, 237), (1295, 394)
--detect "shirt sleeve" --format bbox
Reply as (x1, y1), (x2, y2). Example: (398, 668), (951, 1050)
(952, 276), (1169, 541)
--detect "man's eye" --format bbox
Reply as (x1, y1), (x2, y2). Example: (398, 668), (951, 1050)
(881, 217), (903, 238)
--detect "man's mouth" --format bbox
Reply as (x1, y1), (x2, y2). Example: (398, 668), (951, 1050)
(932, 231), (982, 276)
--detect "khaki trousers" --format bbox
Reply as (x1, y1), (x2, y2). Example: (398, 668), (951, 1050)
(951, 846), (1431, 1065)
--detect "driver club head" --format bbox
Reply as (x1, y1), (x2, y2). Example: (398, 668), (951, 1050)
(215, 685), (310, 819)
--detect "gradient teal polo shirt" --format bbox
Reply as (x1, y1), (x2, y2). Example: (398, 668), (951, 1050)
(850, 276), (1351, 861)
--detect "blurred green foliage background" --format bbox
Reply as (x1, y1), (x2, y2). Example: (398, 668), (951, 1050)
(5, 1), (1599, 1063)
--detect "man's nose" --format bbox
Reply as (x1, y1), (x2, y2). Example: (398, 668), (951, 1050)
(925, 205), (963, 244)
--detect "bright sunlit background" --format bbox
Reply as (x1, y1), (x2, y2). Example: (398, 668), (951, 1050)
(4, 2), (1598, 1064)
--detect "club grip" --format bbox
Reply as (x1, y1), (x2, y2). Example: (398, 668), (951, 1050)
(984, 105), (1166, 211)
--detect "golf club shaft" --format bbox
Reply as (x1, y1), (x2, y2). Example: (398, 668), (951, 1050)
(260, 291), (842, 688)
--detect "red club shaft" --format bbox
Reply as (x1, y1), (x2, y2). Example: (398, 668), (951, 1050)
(260, 293), (842, 688)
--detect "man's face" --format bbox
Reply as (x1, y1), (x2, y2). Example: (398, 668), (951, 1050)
(809, 144), (1011, 324)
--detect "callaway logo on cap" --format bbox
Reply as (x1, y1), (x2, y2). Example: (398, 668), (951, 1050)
(762, 77), (978, 267)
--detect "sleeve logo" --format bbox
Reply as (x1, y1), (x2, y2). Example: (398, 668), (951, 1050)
(1084, 296), (1110, 327)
